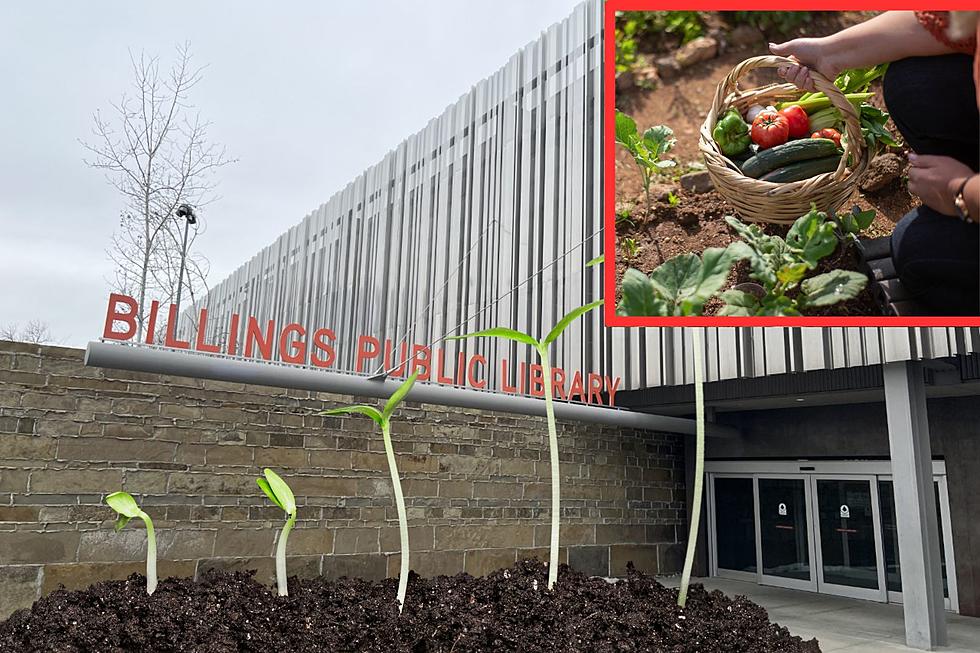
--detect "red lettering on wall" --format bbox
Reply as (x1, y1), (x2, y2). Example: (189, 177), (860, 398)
(102, 293), (138, 341)
(500, 360), (517, 393)
(552, 367), (567, 400)
(163, 304), (190, 349)
(567, 371), (584, 403)
(146, 300), (160, 345)
(435, 349), (454, 384)
(244, 317), (275, 359)
(605, 375), (620, 407)
(279, 323), (306, 363)
(587, 373), (603, 405)
(310, 328), (336, 368)
(410, 344), (431, 380)
(227, 314), (240, 356)
(383, 339), (407, 377)
(194, 309), (221, 353)
(468, 354), (486, 388)
(529, 363), (544, 397)
(355, 336), (381, 372)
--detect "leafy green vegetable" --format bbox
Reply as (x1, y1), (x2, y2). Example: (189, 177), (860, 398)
(616, 243), (749, 316)
(615, 110), (676, 207)
(257, 468), (297, 596)
(449, 300), (603, 590)
(104, 491), (157, 595)
(859, 104), (900, 153)
(321, 372), (420, 611)
(720, 208), (868, 316)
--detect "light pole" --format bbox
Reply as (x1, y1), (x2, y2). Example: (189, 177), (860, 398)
(174, 204), (197, 333)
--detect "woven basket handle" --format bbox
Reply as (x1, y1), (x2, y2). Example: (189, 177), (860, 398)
(714, 55), (864, 172)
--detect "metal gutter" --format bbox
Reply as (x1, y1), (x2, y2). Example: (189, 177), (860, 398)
(84, 341), (737, 438)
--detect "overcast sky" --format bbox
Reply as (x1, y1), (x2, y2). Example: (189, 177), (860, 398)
(0, 1), (580, 348)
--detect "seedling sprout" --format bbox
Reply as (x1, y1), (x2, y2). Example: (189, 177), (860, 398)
(321, 372), (419, 612)
(256, 468), (297, 596)
(104, 491), (157, 595)
(450, 299), (604, 590)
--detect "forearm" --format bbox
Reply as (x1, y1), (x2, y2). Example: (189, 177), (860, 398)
(952, 174), (980, 221)
(823, 11), (959, 71)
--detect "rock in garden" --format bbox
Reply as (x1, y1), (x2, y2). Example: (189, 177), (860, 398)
(674, 37), (718, 69)
(729, 25), (764, 47)
(680, 170), (714, 194)
(860, 153), (904, 193)
(655, 55), (680, 80)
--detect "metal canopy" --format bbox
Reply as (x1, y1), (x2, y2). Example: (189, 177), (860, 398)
(84, 341), (737, 438)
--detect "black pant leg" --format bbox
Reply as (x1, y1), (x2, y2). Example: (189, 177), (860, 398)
(891, 205), (980, 315)
(882, 54), (980, 170)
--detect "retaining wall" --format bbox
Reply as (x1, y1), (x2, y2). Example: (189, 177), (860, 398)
(0, 341), (685, 618)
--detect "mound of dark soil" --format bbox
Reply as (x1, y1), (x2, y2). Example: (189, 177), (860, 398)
(0, 560), (819, 653)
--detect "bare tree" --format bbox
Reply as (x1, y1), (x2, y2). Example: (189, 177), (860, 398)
(0, 321), (60, 344)
(83, 42), (234, 339)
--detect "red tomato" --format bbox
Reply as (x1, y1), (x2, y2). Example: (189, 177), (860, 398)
(751, 112), (790, 149)
(811, 128), (842, 148)
(779, 106), (810, 138)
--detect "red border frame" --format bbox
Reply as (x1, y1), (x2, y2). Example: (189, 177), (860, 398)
(603, 2), (980, 327)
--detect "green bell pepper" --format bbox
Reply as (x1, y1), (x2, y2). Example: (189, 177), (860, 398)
(713, 109), (751, 157)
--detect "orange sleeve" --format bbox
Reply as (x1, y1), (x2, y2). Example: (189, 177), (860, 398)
(915, 11), (977, 55)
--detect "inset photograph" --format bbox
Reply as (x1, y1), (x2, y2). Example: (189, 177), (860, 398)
(607, 9), (979, 321)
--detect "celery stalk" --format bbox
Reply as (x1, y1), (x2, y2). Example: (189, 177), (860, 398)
(778, 92), (874, 114)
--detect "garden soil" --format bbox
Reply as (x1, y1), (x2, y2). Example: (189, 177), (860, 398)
(0, 560), (820, 652)
(615, 12), (918, 316)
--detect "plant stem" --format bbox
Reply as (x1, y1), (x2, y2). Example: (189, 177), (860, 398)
(276, 512), (296, 596)
(538, 348), (560, 590)
(383, 422), (410, 612)
(142, 512), (157, 595)
(677, 328), (705, 608)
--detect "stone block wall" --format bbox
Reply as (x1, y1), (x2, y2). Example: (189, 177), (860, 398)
(0, 341), (685, 618)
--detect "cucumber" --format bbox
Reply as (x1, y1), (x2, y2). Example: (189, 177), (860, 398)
(741, 138), (840, 179)
(760, 155), (842, 183)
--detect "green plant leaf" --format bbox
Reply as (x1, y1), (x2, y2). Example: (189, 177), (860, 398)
(718, 289), (759, 316)
(759, 294), (801, 316)
(614, 110), (638, 145)
(263, 468), (296, 516)
(256, 476), (284, 511)
(642, 125), (676, 158)
(383, 371), (419, 421)
(852, 209), (875, 231)
(799, 269), (868, 307)
(447, 327), (539, 348)
(776, 262), (808, 286)
(648, 253), (701, 309)
(542, 299), (603, 346)
(321, 404), (385, 428)
(105, 491), (142, 519)
(786, 208), (837, 268)
(617, 268), (668, 316)
(114, 515), (133, 532)
(697, 245), (749, 298)
(586, 254), (604, 267)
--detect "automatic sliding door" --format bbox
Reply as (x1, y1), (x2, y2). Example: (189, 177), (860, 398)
(813, 477), (885, 601)
(758, 477), (816, 591)
(710, 476), (757, 579)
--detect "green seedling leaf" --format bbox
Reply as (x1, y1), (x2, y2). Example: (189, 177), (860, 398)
(114, 515), (133, 532)
(262, 468), (296, 516)
(776, 262), (808, 286)
(383, 372), (419, 421)
(642, 125), (676, 159)
(617, 268), (669, 316)
(321, 404), (385, 428)
(615, 110), (638, 145)
(586, 254), (604, 267)
(799, 269), (868, 307)
(257, 476), (284, 511)
(718, 289), (759, 316)
(106, 491), (141, 519)
(543, 299), (603, 346)
(786, 208), (837, 268)
(852, 209), (875, 231)
(447, 327), (539, 348)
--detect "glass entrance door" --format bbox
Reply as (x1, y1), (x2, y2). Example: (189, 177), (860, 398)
(812, 476), (886, 601)
(757, 477), (816, 591)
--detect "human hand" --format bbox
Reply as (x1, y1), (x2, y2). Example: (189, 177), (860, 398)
(769, 39), (840, 92)
(907, 153), (975, 217)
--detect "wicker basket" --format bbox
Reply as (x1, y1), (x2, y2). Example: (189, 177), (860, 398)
(699, 55), (868, 225)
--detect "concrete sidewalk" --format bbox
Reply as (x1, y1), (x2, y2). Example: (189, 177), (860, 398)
(659, 577), (980, 652)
